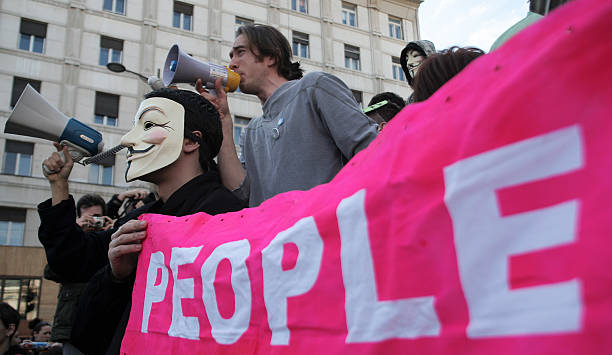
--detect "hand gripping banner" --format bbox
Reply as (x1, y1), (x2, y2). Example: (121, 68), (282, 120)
(122, 0), (612, 353)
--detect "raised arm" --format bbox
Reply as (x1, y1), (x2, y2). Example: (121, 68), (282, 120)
(196, 77), (246, 191)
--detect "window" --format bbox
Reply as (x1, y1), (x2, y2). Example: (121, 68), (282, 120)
(11, 77), (41, 108)
(233, 116), (250, 154)
(173, 1), (193, 31)
(103, 0), (125, 14)
(235, 16), (254, 34)
(342, 2), (357, 27)
(0, 207), (26, 246)
(99, 36), (123, 66)
(0, 277), (41, 319)
(351, 90), (363, 107)
(233, 116), (250, 144)
(291, 0), (308, 13)
(94, 92), (119, 126)
(3, 140), (33, 177)
(19, 18), (47, 54)
(292, 31), (309, 58)
(392, 56), (406, 81)
(344, 44), (361, 71)
(88, 155), (114, 185)
(389, 16), (404, 40)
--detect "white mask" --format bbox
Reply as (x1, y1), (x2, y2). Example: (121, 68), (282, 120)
(121, 97), (185, 182)
(406, 49), (425, 78)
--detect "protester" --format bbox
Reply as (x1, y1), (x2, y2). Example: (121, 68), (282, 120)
(29, 320), (51, 342)
(35, 89), (244, 354)
(199, 24), (378, 207)
(364, 92), (405, 131)
(400, 40), (436, 103)
(75, 194), (112, 232)
(0, 303), (21, 355)
(105, 189), (153, 219)
(42, 194), (111, 346)
(412, 46), (485, 102)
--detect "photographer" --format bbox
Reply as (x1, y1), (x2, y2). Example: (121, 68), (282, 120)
(105, 189), (155, 220)
(75, 195), (113, 232)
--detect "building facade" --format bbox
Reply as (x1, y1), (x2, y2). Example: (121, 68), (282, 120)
(0, 0), (422, 324)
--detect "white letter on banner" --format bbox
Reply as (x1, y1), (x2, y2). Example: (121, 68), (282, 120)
(337, 189), (441, 342)
(168, 246), (203, 340)
(443, 125), (583, 337)
(201, 239), (252, 344)
(142, 251), (169, 333)
(261, 217), (323, 345)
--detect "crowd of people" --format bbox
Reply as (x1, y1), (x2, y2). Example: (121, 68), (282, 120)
(2, 1), (574, 354)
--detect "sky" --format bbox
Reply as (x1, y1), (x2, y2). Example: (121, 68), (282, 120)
(418, 0), (531, 52)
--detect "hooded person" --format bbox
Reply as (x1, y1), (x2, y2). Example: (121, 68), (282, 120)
(37, 89), (244, 354)
(400, 40), (436, 88)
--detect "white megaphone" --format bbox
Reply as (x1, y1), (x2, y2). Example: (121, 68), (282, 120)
(163, 44), (240, 94)
(3, 85), (104, 162)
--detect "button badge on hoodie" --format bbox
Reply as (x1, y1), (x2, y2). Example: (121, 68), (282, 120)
(272, 117), (284, 140)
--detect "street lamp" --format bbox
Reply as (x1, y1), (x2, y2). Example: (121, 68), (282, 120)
(106, 62), (149, 82)
(106, 62), (164, 90)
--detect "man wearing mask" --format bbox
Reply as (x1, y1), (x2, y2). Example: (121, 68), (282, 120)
(199, 24), (378, 207)
(38, 89), (243, 354)
(400, 40), (436, 103)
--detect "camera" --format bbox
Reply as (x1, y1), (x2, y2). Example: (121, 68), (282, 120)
(92, 216), (106, 230)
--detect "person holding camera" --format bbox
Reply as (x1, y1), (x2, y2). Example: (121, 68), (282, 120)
(42, 194), (111, 350)
(105, 189), (155, 220)
(75, 194), (113, 232)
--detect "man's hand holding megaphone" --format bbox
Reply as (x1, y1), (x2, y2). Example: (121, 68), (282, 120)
(43, 142), (74, 205)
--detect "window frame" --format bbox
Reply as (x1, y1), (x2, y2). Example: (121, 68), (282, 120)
(234, 16), (254, 34)
(341, 2), (357, 27)
(18, 18), (47, 54)
(89, 162), (114, 185)
(99, 36), (124, 66)
(388, 16), (404, 40)
(344, 44), (361, 71)
(291, 0), (308, 14)
(173, 1), (194, 31)
(392, 56), (406, 81)
(94, 91), (120, 127)
(0, 277), (42, 319)
(103, 0), (125, 15)
(2, 140), (34, 177)
(0, 207), (27, 246)
(292, 31), (310, 59)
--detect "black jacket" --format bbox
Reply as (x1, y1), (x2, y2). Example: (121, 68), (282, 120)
(38, 172), (244, 354)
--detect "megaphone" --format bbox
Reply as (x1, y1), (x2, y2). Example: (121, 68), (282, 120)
(163, 44), (240, 94)
(4, 84), (104, 162)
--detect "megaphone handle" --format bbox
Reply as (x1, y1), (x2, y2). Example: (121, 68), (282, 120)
(59, 140), (89, 163)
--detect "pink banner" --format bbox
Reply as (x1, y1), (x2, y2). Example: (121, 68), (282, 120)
(122, 0), (612, 353)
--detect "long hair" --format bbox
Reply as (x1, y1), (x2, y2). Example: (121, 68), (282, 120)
(235, 24), (303, 80)
(144, 89), (222, 172)
(412, 46), (485, 102)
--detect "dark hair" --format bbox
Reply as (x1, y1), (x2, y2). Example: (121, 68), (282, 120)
(29, 318), (50, 333)
(235, 24), (303, 80)
(412, 46), (485, 102)
(76, 194), (106, 217)
(144, 89), (222, 172)
(365, 101), (403, 124)
(0, 302), (20, 338)
(368, 92), (405, 109)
